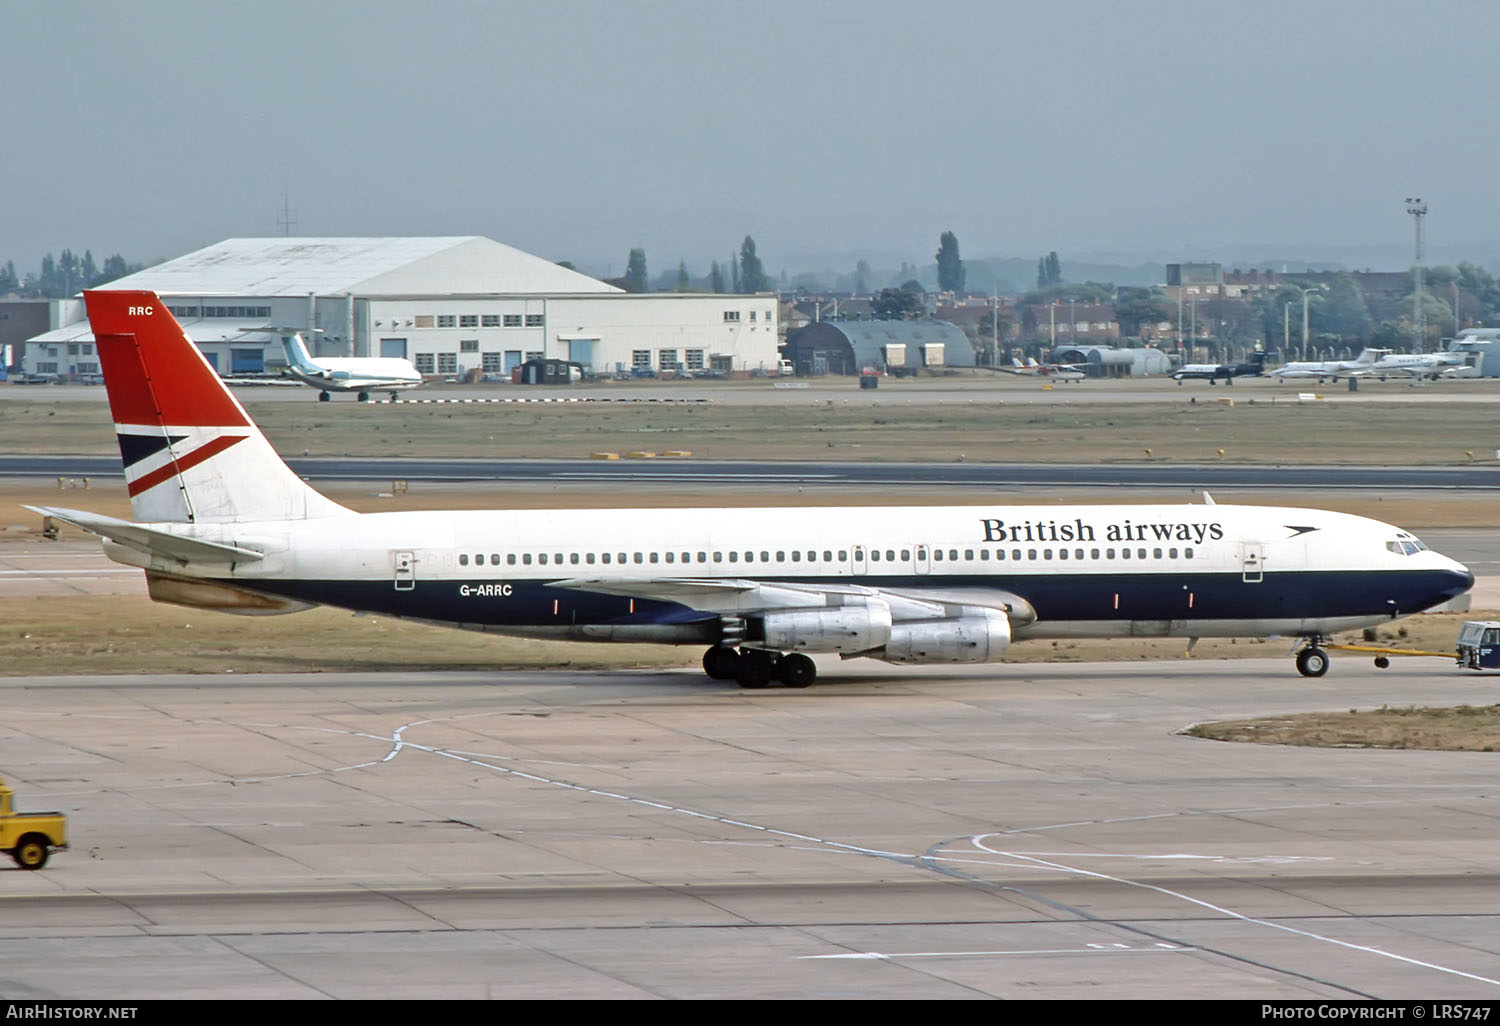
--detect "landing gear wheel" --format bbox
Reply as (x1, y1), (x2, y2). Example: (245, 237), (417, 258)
(1296, 647), (1330, 678)
(1374, 656), (1390, 669)
(357, 391), (371, 402)
(12, 835), (48, 870)
(389, 392), (400, 402)
(702, 645), (740, 681)
(735, 649), (775, 689)
(318, 390), (331, 402)
(777, 652), (817, 688)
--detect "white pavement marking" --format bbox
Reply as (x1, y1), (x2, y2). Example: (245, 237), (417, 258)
(968, 835), (1500, 990)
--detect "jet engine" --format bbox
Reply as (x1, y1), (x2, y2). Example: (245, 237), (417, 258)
(758, 599), (893, 653)
(877, 607), (1011, 664)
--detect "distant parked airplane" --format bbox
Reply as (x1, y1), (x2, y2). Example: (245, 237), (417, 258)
(1362, 350), (1467, 380)
(1267, 348), (1383, 382)
(1000, 356), (1086, 382)
(1171, 351), (1267, 385)
(280, 332), (424, 402)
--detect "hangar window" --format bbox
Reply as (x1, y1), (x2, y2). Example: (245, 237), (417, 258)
(459, 315), (479, 328)
(633, 350), (651, 369)
(482, 314), (501, 327)
(415, 354), (435, 373)
(723, 310), (740, 322)
(659, 350), (679, 369)
(749, 311), (757, 321)
(525, 314), (543, 327)
(438, 353), (457, 374)
(460, 339), (479, 352)
(686, 349), (705, 370)
(482, 353), (501, 372)
(437, 315), (457, 328)
(503, 314), (522, 327)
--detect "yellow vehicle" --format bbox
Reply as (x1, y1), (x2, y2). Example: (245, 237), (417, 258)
(0, 776), (67, 870)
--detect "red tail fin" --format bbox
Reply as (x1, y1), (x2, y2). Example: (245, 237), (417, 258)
(84, 290), (350, 524)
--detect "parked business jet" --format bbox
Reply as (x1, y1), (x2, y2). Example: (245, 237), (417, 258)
(1171, 351), (1267, 385)
(32, 291), (1472, 686)
(1362, 350), (1466, 380)
(1267, 348), (1383, 382)
(280, 331), (424, 402)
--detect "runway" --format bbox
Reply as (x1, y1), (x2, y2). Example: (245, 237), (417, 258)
(6, 454), (1500, 490)
(2, 659), (1499, 999)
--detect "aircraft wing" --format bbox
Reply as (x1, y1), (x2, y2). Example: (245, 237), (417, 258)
(23, 505), (265, 565)
(548, 576), (1036, 624)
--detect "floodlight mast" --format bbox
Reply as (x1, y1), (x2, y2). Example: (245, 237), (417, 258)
(1406, 197), (1427, 353)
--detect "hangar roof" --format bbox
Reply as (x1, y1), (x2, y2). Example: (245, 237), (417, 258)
(103, 236), (622, 297)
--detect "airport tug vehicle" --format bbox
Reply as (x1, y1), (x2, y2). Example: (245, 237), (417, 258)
(0, 776), (68, 870)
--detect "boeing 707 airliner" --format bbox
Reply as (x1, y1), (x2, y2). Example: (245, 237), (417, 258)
(31, 291), (1473, 687)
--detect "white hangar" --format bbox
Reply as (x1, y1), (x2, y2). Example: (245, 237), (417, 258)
(23, 236), (781, 379)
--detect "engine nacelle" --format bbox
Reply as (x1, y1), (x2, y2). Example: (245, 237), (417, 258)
(759, 600), (893, 653)
(878, 608), (1011, 664)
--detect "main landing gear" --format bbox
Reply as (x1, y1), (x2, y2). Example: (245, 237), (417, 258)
(1294, 638), (1330, 678)
(702, 646), (817, 689)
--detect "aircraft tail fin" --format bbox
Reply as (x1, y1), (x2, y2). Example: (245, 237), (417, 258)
(280, 332), (324, 375)
(84, 290), (353, 524)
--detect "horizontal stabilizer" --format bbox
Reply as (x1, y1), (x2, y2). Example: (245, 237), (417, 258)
(24, 505), (264, 565)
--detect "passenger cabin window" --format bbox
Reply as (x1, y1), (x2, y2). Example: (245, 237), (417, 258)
(459, 554), (469, 566)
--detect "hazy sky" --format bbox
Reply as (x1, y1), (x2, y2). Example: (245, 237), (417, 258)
(6, 0), (1499, 275)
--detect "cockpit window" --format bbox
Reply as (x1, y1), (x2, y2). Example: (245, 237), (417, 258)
(1386, 537), (1428, 556)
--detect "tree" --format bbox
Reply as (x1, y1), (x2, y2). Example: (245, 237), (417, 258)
(624, 248), (648, 293)
(1114, 286), (1172, 337)
(853, 260), (871, 296)
(872, 286), (924, 320)
(1036, 251), (1062, 289)
(709, 261), (725, 293)
(936, 231), (965, 293)
(1315, 272), (1372, 340)
(675, 260), (691, 290)
(739, 236), (767, 293)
